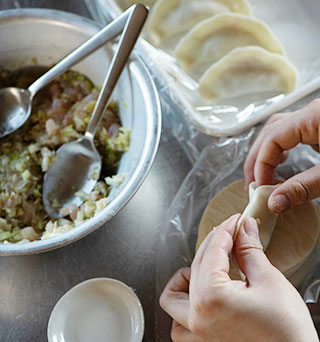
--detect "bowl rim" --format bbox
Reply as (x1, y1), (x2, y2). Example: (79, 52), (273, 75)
(0, 8), (161, 255)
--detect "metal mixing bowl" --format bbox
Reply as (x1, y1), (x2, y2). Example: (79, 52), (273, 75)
(0, 8), (161, 255)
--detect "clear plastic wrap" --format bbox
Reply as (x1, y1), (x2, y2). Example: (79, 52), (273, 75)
(88, 0), (320, 138)
(155, 137), (320, 341)
(85, 1), (320, 339)
(87, 0), (320, 163)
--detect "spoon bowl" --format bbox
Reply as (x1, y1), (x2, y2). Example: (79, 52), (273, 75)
(43, 136), (101, 218)
(0, 87), (32, 136)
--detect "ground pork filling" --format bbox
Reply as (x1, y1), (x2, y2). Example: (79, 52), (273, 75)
(0, 66), (130, 243)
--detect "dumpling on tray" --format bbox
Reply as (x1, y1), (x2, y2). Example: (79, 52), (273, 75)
(199, 46), (297, 100)
(175, 13), (285, 77)
(148, 0), (251, 46)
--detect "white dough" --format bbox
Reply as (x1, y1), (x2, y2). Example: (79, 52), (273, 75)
(199, 46), (298, 100)
(148, 0), (251, 45)
(175, 13), (285, 75)
(237, 182), (278, 250)
(196, 179), (320, 286)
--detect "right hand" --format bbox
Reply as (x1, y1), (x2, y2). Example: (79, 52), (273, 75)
(160, 215), (318, 342)
(244, 99), (320, 214)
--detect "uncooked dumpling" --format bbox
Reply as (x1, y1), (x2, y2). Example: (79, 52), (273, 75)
(175, 13), (285, 75)
(237, 182), (279, 250)
(148, 0), (251, 45)
(196, 179), (320, 285)
(199, 46), (297, 100)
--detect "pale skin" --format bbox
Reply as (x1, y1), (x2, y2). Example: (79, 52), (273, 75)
(160, 215), (318, 341)
(160, 101), (320, 341)
(244, 99), (320, 214)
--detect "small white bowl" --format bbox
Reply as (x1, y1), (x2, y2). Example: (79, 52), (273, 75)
(47, 278), (144, 342)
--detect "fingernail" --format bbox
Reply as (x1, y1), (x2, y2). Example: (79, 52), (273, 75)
(271, 194), (290, 213)
(243, 217), (259, 238)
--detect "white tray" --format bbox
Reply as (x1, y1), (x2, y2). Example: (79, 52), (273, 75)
(88, 0), (320, 137)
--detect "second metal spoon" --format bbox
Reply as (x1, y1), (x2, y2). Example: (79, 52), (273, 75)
(43, 4), (148, 219)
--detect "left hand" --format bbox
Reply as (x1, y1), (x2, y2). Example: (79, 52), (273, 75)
(160, 214), (318, 342)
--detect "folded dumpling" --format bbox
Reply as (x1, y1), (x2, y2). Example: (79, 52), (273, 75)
(199, 46), (297, 100)
(196, 179), (320, 287)
(237, 182), (278, 251)
(148, 0), (251, 45)
(175, 13), (285, 76)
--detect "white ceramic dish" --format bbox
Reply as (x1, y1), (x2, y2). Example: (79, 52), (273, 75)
(88, 0), (320, 137)
(47, 278), (144, 342)
(0, 9), (161, 255)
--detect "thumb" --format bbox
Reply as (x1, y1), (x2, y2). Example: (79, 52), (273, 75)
(234, 217), (274, 284)
(268, 165), (320, 214)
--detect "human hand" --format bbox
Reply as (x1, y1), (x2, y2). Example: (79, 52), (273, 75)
(244, 99), (320, 214)
(160, 215), (318, 342)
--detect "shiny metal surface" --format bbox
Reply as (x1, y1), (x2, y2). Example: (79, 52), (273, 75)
(44, 4), (148, 218)
(43, 136), (102, 219)
(0, 1), (319, 342)
(0, 4), (142, 139)
(0, 132), (192, 342)
(0, 8), (161, 255)
(0, 87), (31, 137)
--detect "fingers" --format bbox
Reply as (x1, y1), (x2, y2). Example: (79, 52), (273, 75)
(268, 165), (320, 213)
(160, 267), (191, 329)
(245, 101), (320, 189)
(234, 218), (274, 284)
(244, 132), (266, 189)
(191, 214), (240, 287)
(279, 151), (289, 164)
(244, 113), (290, 189)
(253, 118), (304, 186)
(162, 215), (240, 335)
(171, 321), (203, 342)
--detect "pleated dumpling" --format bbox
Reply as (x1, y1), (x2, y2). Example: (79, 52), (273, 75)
(148, 0), (251, 45)
(175, 13), (285, 74)
(196, 178), (320, 287)
(199, 46), (298, 100)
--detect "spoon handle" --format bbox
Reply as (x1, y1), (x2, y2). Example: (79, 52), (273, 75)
(85, 4), (148, 138)
(28, 4), (145, 96)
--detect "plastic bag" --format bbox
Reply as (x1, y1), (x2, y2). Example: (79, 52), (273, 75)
(155, 136), (320, 341)
(87, 0), (320, 163)
(88, 0), (320, 137)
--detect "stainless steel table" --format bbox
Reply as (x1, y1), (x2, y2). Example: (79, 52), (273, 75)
(0, 2), (191, 341)
(0, 1), (319, 341)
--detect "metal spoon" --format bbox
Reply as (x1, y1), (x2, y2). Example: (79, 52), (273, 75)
(43, 4), (148, 219)
(0, 4), (144, 139)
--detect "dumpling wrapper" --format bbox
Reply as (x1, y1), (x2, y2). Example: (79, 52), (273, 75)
(175, 13), (285, 77)
(237, 182), (278, 251)
(196, 179), (320, 282)
(199, 46), (297, 100)
(148, 0), (251, 45)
